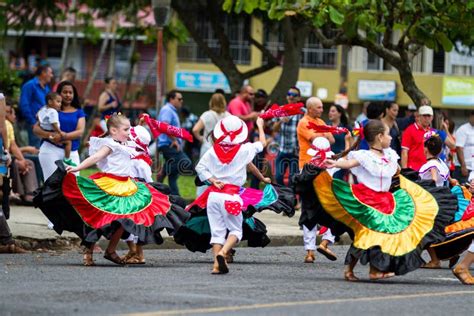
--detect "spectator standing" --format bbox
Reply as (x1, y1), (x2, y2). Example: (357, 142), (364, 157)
(156, 90), (193, 196)
(33, 81), (85, 180)
(227, 85), (258, 134)
(97, 77), (121, 132)
(381, 101), (401, 156)
(327, 104), (351, 154)
(4, 102), (38, 204)
(401, 105), (435, 171)
(358, 102), (385, 150)
(454, 111), (474, 183)
(192, 93), (230, 195)
(273, 87), (303, 186)
(19, 65), (53, 148)
(397, 104), (417, 132)
(0, 92), (27, 253)
(355, 101), (369, 124)
(254, 89), (269, 112)
(52, 67), (77, 91)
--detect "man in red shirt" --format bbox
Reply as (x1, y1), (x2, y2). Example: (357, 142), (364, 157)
(401, 105), (433, 171)
(227, 85), (259, 133)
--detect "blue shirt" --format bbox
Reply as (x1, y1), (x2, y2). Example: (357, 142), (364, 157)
(19, 77), (51, 125)
(158, 103), (181, 148)
(101, 92), (121, 119)
(58, 109), (85, 151)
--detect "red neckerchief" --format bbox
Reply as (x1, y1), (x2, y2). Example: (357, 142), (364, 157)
(213, 142), (241, 164)
(213, 121), (244, 164)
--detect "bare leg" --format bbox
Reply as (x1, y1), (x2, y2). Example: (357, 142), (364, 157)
(452, 251), (474, 285)
(422, 248), (441, 268)
(211, 243), (224, 274)
(104, 227), (125, 265)
(344, 256), (359, 281)
(83, 243), (95, 266)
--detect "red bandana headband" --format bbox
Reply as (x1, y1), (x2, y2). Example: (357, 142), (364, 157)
(130, 128), (148, 153)
(216, 120), (244, 144)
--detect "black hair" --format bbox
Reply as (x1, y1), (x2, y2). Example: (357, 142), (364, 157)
(330, 104), (348, 126)
(166, 89), (180, 102)
(255, 89), (268, 98)
(288, 86), (301, 96)
(367, 102), (385, 119)
(105, 76), (115, 84)
(35, 65), (50, 77)
(424, 135), (443, 156)
(64, 67), (76, 73)
(56, 80), (81, 109)
(46, 92), (60, 104)
(214, 88), (225, 95)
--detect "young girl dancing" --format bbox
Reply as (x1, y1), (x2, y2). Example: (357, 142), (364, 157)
(35, 113), (188, 266)
(321, 120), (454, 281)
(195, 115), (266, 274)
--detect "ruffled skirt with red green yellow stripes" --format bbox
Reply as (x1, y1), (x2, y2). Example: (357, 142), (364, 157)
(33, 162), (189, 246)
(431, 185), (474, 260)
(174, 183), (296, 253)
(312, 170), (456, 275)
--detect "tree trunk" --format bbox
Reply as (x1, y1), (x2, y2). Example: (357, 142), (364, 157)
(396, 62), (428, 106)
(269, 18), (309, 104)
(107, 14), (118, 79)
(123, 32), (137, 100)
(142, 55), (157, 90)
(83, 20), (112, 100)
(70, 0), (78, 68)
(58, 0), (76, 76)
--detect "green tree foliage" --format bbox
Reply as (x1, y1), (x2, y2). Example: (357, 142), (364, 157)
(224, 0), (474, 105)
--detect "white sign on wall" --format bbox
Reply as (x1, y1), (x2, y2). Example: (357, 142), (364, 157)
(296, 81), (313, 97)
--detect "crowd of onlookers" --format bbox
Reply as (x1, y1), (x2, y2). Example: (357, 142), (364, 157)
(2, 57), (474, 253)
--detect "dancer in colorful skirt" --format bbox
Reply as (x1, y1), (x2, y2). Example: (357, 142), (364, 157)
(34, 114), (189, 266)
(295, 137), (342, 263)
(319, 120), (455, 281)
(418, 133), (459, 268)
(431, 176), (474, 284)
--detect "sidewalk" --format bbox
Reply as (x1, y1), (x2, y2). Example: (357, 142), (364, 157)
(8, 205), (350, 250)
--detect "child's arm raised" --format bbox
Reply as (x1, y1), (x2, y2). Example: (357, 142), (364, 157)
(66, 146), (112, 173)
(247, 162), (271, 184)
(325, 158), (360, 169)
(256, 117), (266, 148)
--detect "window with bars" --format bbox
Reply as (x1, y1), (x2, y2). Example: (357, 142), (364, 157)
(263, 26), (338, 69)
(177, 15), (251, 65)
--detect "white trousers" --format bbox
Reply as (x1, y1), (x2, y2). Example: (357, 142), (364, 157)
(207, 192), (243, 245)
(38, 141), (80, 180)
(468, 241), (474, 253)
(303, 225), (335, 251)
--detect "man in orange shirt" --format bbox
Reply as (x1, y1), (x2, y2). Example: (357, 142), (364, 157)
(296, 97), (337, 263)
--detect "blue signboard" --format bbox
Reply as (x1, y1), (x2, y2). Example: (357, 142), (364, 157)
(175, 71), (231, 93)
(358, 80), (397, 101)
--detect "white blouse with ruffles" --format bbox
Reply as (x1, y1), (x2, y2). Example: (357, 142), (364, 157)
(348, 148), (399, 192)
(89, 137), (135, 177)
(419, 158), (450, 187)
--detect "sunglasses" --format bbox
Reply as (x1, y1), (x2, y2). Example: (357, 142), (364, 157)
(287, 92), (299, 97)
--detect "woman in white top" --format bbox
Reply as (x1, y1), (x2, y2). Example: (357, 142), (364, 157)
(192, 93), (230, 158)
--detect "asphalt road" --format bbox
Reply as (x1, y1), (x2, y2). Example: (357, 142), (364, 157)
(1, 246), (473, 316)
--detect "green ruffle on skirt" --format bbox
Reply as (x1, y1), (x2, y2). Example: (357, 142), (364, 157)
(76, 177), (152, 215)
(332, 179), (415, 234)
(255, 184), (278, 209)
